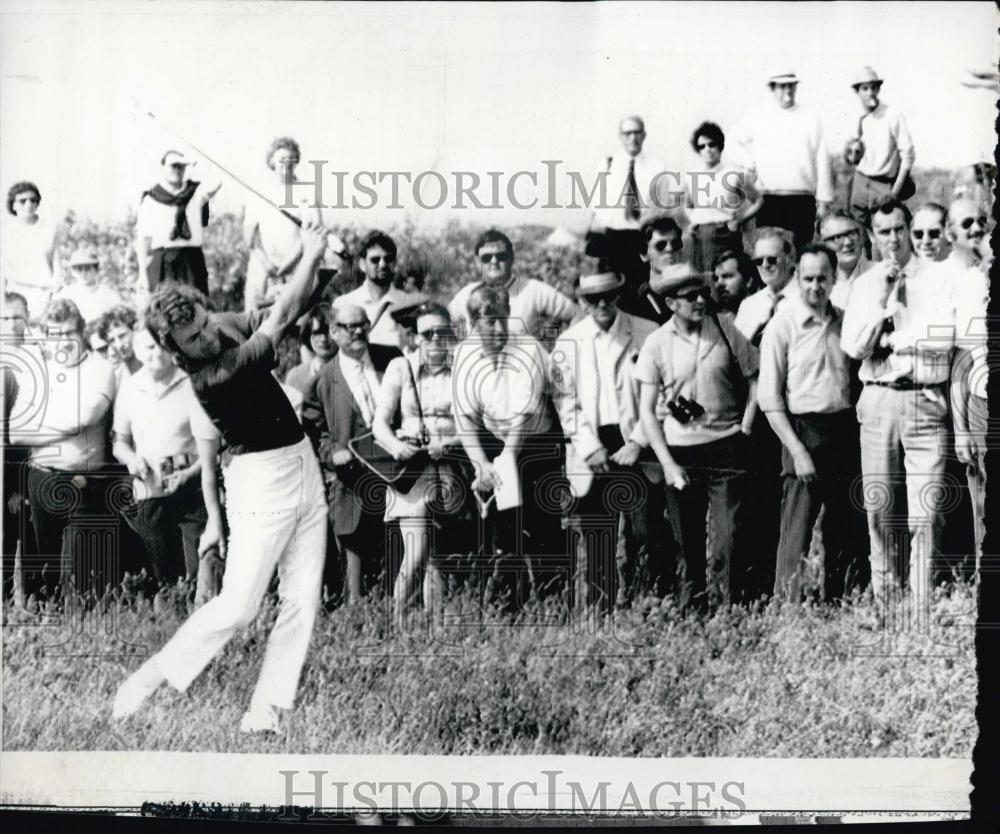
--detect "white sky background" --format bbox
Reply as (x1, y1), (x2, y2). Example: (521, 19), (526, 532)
(1, 0), (997, 233)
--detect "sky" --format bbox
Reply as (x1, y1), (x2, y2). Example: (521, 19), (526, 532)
(1, 0), (997, 232)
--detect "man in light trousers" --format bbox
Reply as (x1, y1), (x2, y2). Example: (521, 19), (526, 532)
(113, 222), (335, 733)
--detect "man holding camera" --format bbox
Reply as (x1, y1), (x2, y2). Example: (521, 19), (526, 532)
(636, 264), (758, 612)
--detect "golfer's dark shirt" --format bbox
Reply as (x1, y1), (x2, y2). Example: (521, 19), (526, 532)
(187, 311), (303, 455)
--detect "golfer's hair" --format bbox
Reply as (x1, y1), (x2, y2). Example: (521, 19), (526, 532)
(690, 121), (725, 153)
(266, 136), (302, 169)
(358, 230), (397, 261)
(145, 285), (210, 357)
(96, 304), (139, 341)
(6, 181), (40, 216)
(473, 228), (514, 258)
(915, 201), (948, 226)
(753, 226), (796, 257)
(640, 214), (682, 243)
(43, 298), (85, 336)
(711, 249), (763, 293)
(299, 302), (335, 351)
(466, 285), (510, 328)
(3, 291), (28, 317)
(874, 199), (913, 227)
(797, 242), (839, 273)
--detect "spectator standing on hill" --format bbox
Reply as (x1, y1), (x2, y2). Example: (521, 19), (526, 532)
(136, 151), (221, 299)
(2, 181), (57, 319)
(55, 248), (123, 327)
(448, 229), (577, 341)
(243, 137), (324, 312)
(819, 211), (872, 311)
(113, 222), (334, 733)
(732, 68), (833, 254)
(844, 67), (916, 229)
(757, 244), (866, 602)
(909, 203), (949, 263)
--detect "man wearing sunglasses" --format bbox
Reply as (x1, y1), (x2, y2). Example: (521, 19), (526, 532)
(845, 66), (916, 230)
(909, 203), (948, 263)
(734, 228), (799, 347)
(819, 210), (872, 310)
(551, 272), (663, 610)
(629, 211), (685, 325)
(757, 244), (866, 603)
(842, 200), (958, 617)
(944, 198), (988, 271)
(636, 264), (758, 613)
(447, 228), (577, 341)
(307, 303), (402, 605)
(732, 68), (833, 255)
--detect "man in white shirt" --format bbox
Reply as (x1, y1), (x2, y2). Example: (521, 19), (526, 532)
(448, 229), (577, 341)
(819, 210), (872, 311)
(732, 68), (833, 254)
(841, 200), (957, 617)
(845, 67), (916, 229)
(333, 230), (416, 349)
(551, 272), (663, 609)
(944, 198), (988, 271)
(735, 228), (800, 347)
(55, 248), (124, 327)
(909, 203), (949, 263)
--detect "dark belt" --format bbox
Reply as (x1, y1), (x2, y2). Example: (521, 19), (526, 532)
(865, 379), (944, 391)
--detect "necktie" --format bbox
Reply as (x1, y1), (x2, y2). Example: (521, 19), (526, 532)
(358, 362), (377, 424)
(624, 159), (641, 222)
(751, 294), (783, 347)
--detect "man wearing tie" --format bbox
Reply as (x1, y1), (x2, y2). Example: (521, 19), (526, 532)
(551, 272), (664, 610)
(589, 116), (669, 299)
(307, 303), (402, 604)
(842, 200), (957, 619)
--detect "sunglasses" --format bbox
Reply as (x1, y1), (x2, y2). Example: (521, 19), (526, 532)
(673, 288), (708, 303)
(752, 255), (782, 267)
(959, 216), (987, 230)
(583, 289), (621, 306)
(95, 345), (109, 354)
(653, 238), (683, 253)
(72, 263), (99, 271)
(479, 250), (512, 264)
(912, 228), (942, 241)
(418, 326), (453, 340)
(696, 140), (719, 151)
(334, 321), (369, 333)
(823, 229), (859, 244)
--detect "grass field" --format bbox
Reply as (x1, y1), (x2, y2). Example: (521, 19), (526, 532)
(2, 580), (976, 757)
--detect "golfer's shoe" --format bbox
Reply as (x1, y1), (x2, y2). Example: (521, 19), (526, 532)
(112, 659), (165, 719)
(239, 703), (281, 734)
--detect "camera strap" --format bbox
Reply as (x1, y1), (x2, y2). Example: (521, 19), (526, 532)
(710, 312), (749, 409)
(403, 356), (430, 447)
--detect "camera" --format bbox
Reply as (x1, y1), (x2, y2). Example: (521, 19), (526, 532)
(666, 395), (705, 424)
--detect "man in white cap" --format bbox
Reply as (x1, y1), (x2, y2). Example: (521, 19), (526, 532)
(732, 68), (833, 254)
(844, 66), (916, 229)
(136, 150), (222, 300)
(635, 264), (758, 612)
(551, 271), (664, 610)
(54, 247), (123, 326)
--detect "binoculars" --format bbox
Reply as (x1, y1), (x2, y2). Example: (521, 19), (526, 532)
(666, 395), (706, 424)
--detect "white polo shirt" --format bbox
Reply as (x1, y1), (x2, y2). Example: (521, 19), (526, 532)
(449, 276), (577, 341)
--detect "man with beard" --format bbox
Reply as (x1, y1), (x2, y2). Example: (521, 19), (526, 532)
(711, 249), (761, 318)
(448, 229), (577, 341)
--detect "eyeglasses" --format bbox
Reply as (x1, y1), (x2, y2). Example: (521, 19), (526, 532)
(334, 321), (369, 333)
(822, 229), (860, 245)
(479, 250), (512, 264)
(95, 345), (109, 355)
(72, 263), (99, 271)
(366, 255), (394, 264)
(583, 290), (621, 306)
(653, 238), (683, 253)
(621, 129), (644, 137)
(418, 326), (453, 340)
(696, 140), (719, 151)
(959, 216), (988, 230)
(673, 288), (708, 303)
(752, 255), (782, 267)
(912, 228), (942, 241)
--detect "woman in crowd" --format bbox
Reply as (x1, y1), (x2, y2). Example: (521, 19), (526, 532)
(372, 302), (470, 624)
(686, 122), (762, 273)
(3, 181), (58, 319)
(284, 303), (336, 395)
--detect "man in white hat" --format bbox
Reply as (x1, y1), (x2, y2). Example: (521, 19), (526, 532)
(844, 66), (916, 229)
(54, 247), (123, 326)
(550, 271), (664, 609)
(635, 264), (758, 612)
(732, 68), (833, 254)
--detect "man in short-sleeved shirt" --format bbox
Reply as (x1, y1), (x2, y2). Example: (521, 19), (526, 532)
(635, 264), (757, 612)
(757, 244), (866, 602)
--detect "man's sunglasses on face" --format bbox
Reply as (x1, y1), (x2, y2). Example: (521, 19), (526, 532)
(823, 229), (859, 245)
(752, 255), (781, 267)
(653, 238), (683, 253)
(912, 228), (942, 241)
(674, 288), (708, 304)
(418, 326), (453, 340)
(959, 216), (988, 230)
(334, 321), (369, 333)
(479, 250), (512, 264)
(584, 290), (620, 306)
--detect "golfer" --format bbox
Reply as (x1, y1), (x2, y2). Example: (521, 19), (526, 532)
(113, 222), (333, 733)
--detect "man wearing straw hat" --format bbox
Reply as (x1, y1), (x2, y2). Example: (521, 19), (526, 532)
(844, 66), (916, 229)
(551, 271), (663, 610)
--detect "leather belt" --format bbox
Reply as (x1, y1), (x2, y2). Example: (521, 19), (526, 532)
(864, 379), (944, 392)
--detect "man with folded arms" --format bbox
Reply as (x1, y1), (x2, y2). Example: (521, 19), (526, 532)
(758, 244), (866, 603)
(636, 265), (758, 612)
(842, 200), (957, 617)
(307, 303), (401, 604)
(551, 271), (662, 610)
(113, 222), (334, 733)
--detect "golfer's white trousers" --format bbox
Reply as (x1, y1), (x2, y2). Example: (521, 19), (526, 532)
(155, 436), (327, 710)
